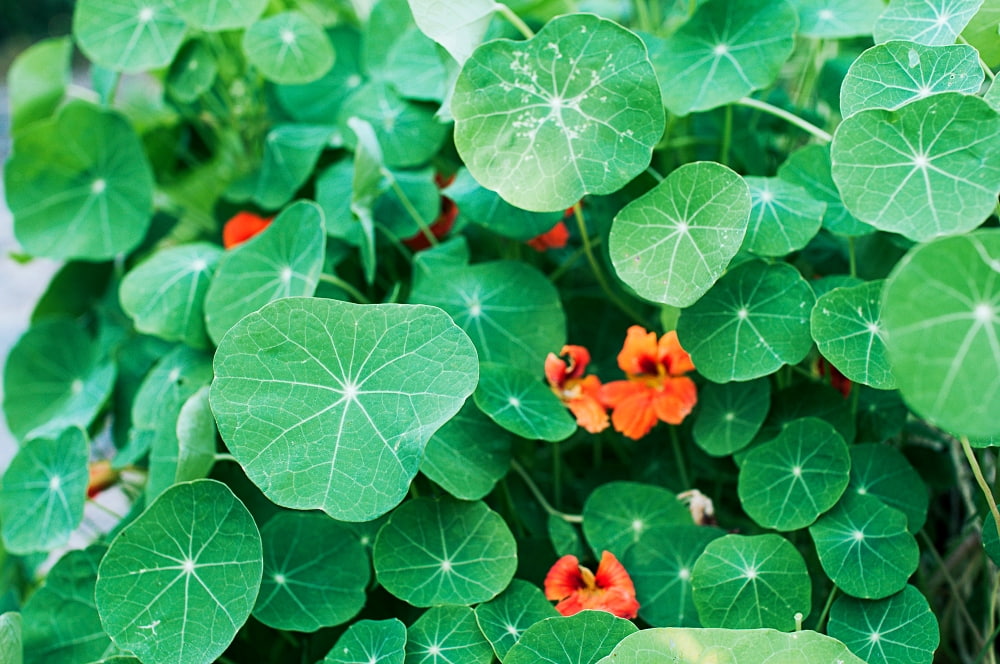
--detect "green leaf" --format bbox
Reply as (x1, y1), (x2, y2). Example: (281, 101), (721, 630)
(120, 243), (222, 349)
(983, 514), (1000, 566)
(848, 444), (929, 532)
(211, 298), (479, 521)
(651, 0), (798, 115)
(0, 427), (89, 554)
(882, 231), (1000, 437)
(166, 39), (218, 103)
(676, 260), (816, 383)
(22, 545), (112, 664)
(609, 162), (751, 307)
(366, 0), (448, 101)
(146, 385), (217, 501)
(582, 481), (693, 559)
(856, 387), (908, 443)
(841, 42), (984, 118)
(623, 525), (726, 627)
(373, 497), (516, 606)
(691, 534), (811, 630)
(738, 418), (851, 531)
(239, 126), (337, 209)
(275, 26), (365, 124)
(410, 260), (566, 372)
(742, 176), (824, 257)
(596, 627), (869, 664)
(778, 144), (874, 236)
(987, 76), (1000, 113)
(474, 580), (559, 660)
(831, 93), (1000, 242)
(3, 318), (115, 442)
(96, 480), (263, 664)
(810, 491), (919, 599)
(0, 612), (21, 664)
(420, 401), (513, 500)
(452, 13), (664, 211)
(324, 619), (407, 664)
(405, 606), (494, 664)
(828, 585), (940, 664)
(171, 0), (267, 30)
(254, 512), (369, 631)
(792, 0), (886, 37)
(8, 36), (71, 133)
(5, 101), (154, 260)
(692, 378), (771, 456)
(73, 0), (186, 72)
(549, 514), (586, 558)
(504, 612), (637, 664)
(473, 363), (576, 442)
(811, 280), (896, 389)
(446, 169), (563, 241)
(760, 382), (857, 445)
(204, 201), (325, 345)
(347, 117), (383, 283)
(874, 0), (984, 45)
(243, 11), (334, 84)
(407, 0), (496, 64)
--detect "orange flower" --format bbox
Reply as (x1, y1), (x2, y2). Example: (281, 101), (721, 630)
(223, 211), (272, 248)
(403, 196), (458, 251)
(599, 326), (697, 440)
(544, 551), (639, 619)
(87, 460), (119, 498)
(527, 221), (569, 251)
(544, 345), (609, 433)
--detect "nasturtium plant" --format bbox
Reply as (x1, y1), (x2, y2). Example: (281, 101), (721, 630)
(6, 0), (1000, 661)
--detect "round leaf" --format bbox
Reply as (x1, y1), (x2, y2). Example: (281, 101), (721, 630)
(254, 512), (369, 632)
(96, 480), (263, 664)
(237, 126), (337, 209)
(0, 427), (88, 554)
(366, 0), (448, 101)
(841, 42), (984, 118)
(794, 0), (886, 38)
(473, 363), (576, 442)
(504, 612), (638, 664)
(204, 201), (325, 345)
(582, 481), (693, 559)
(446, 168), (563, 241)
(407, 0), (495, 64)
(828, 585), (940, 664)
(610, 161), (751, 307)
(373, 497), (517, 606)
(882, 231), (1000, 437)
(243, 12), (334, 84)
(742, 176), (824, 257)
(809, 491), (919, 599)
(811, 280), (896, 389)
(167, 39), (218, 103)
(171, 0), (267, 30)
(850, 444), (929, 532)
(691, 533), (811, 630)
(211, 298), (479, 521)
(676, 260), (816, 383)
(420, 401), (513, 500)
(275, 26), (365, 124)
(5, 101), (154, 260)
(405, 606), (493, 664)
(692, 378), (771, 456)
(738, 418), (851, 531)
(874, 0), (984, 46)
(778, 144), (874, 236)
(651, 0), (798, 115)
(120, 243), (222, 349)
(452, 13), (664, 212)
(474, 580), (559, 660)
(831, 93), (1000, 242)
(323, 619), (406, 664)
(73, 0), (186, 72)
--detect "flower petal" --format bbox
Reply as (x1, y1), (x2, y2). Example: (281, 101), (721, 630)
(651, 376), (698, 425)
(566, 392), (610, 433)
(598, 379), (646, 408)
(527, 221), (569, 251)
(544, 352), (568, 389)
(223, 212), (272, 249)
(594, 551), (636, 595)
(609, 388), (659, 440)
(544, 555), (584, 600)
(617, 325), (659, 376)
(659, 330), (695, 375)
(560, 345), (591, 380)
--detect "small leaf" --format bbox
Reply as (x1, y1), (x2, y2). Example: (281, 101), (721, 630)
(850, 444), (929, 532)
(171, 0), (267, 30)
(323, 619), (406, 664)
(742, 176), (824, 257)
(452, 13), (664, 211)
(373, 497), (517, 606)
(874, 0), (984, 46)
(8, 36), (71, 132)
(983, 513), (1000, 566)
(167, 40), (218, 103)
(474, 579), (559, 659)
(238, 126), (337, 209)
(503, 612), (637, 664)
(609, 161), (751, 307)
(275, 26), (365, 124)
(792, 0), (886, 38)
(420, 401), (513, 500)
(692, 378), (771, 456)
(445, 169), (562, 241)
(0, 612), (21, 664)
(583, 481), (693, 559)
(366, 0), (448, 101)
(407, 0), (496, 64)
(96, 480), (263, 664)
(146, 385), (217, 501)
(405, 606), (494, 664)
(73, 0), (186, 72)
(243, 11), (334, 84)
(473, 363), (576, 442)
(828, 585), (940, 664)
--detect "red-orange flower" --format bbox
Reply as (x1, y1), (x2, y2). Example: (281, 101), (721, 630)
(544, 551), (639, 619)
(403, 196), (458, 251)
(87, 460), (119, 498)
(817, 357), (852, 398)
(545, 345), (609, 433)
(527, 221), (569, 251)
(599, 326), (697, 440)
(223, 211), (272, 249)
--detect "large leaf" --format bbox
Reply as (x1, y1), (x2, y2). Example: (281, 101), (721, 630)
(474, 580), (559, 660)
(792, 0), (886, 37)
(830, 93), (1000, 242)
(650, 0), (798, 115)
(211, 298), (479, 521)
(405, 606), (494, 664)
(473, 363), (576, 442)
(96, 480), (263, 664)
(676, 260), (816, 382)
(420, 401), (513, 500)
(582, 481), (692, 558)
(5, 101), (154, 260)
(73, 0), (186, 71)
(242, 11), (334, 84)
(0, 427), (89, 554)
(3, 318), (115, 442)
(503, 612), (637, 664)
(828, 585), (940, 664)
(324, 619), (407, 664)
(373, 497), (517, 606)
(881, 231), (1000, 437)
(406, 0), (496, 64)
(452, 13), (664, 211)
(874, 0), (984, 45)
(171, 0), (267, 29)
(609, 161), (751, 307)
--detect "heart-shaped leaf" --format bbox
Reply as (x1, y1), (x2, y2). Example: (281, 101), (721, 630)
(693, 378), (771, 456)
(874, 0), (984, 46)
(473, 363), (576, 442)
(474, 580), (559, 660)
(406, 606), (493, 664)
(452, 13), (664, 211)
(420, 401), (513, 500)
(503, 612), (637, 664)
(323, 619), (407, 664)
(73, 0), (186, 71)
(583, 481), (692, 558)
(742, 176), (824, 257)
(243, 11), (334, 84)
(211, 297), (479, 521)
(828, 585), (940, 664)
(609, 161), (751, 307)
(849, 444), (929, 532)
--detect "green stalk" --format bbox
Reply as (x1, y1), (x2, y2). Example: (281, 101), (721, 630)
(510, 460), (583, 523)
(496, 3), (535, 39)
(384, 170), (439, 248)
(847, 236), (857, 278)
(814, 585), (838, 632)
(734, 97), (833, 143)
(961, 436), (1000, 541)
(553, 440), (563, 509)
(719, 104), (733, 165)
(669, 425), (691, 490)
(318, 272), (373, 304)
(572, 203), (647, 324)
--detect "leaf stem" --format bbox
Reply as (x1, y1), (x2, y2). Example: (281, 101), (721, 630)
(793, 38), (822, 107)
(961, 436), (1000, 542)
(668, 425), (691, 490)
(87, 498), (125, 521)
(734, 97), (832, 143)
(975, 621), (1000, 664)
(571, 203), (647, 324)
(633, 0), (653, 32)
(496, 3), (535, 39)
(847, 236), (857, 278)
(318, 272), (373, 304)
(814, 585), (838, 632)
(719, 104), (733, 165)
(383, 169), (438, 248)
(919, 528), (985, 643)
(553, 440), (563, 509)
(214, 453), (237, 463)
(510, 459), (583, 523)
